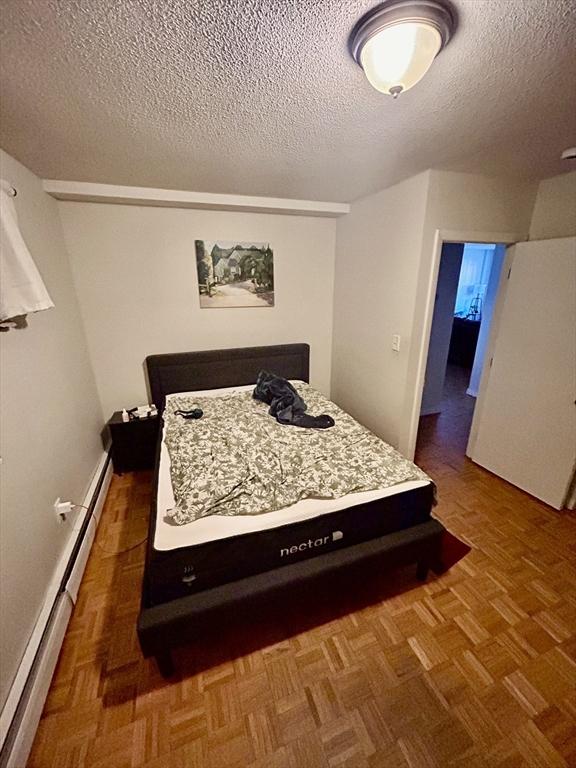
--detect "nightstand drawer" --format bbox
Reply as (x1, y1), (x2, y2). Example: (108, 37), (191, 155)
(108, 413), (159, 473)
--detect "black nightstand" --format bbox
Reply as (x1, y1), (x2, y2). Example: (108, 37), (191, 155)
(107, 412), (160, 473)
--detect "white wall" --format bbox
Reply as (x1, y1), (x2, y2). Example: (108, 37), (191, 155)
(420, 243), (463, 416)
(401, 170), (537, 457)
(331, 169), (537, 457)
(529, 170), (576, 240)
(58, 203), (337, 417)
(0, 151), (102, 711)
(330, 172), (430, 447)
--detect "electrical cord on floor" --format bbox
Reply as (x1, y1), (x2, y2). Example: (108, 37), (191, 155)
(95, 537), (148, 555)
(71, 502), (148, 555)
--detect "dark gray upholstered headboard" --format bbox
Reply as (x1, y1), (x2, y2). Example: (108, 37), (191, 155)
(146, 344), (310, 412)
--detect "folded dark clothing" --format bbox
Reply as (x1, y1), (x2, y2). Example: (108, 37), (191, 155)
(253, 370), (335, 429)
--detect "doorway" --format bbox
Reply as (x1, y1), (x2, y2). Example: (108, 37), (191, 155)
(415, 241), (506, 462)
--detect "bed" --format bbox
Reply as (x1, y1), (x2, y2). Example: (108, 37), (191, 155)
(137, 344), (445, 676)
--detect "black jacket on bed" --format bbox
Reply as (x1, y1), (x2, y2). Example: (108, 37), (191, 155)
(253, 371), (335, 429)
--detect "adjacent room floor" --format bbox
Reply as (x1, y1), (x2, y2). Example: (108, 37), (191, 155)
(416, 363), (477, 466)
(28, 409), (576, 766)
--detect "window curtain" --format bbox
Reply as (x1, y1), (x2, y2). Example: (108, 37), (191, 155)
(454, 244), (495, 318)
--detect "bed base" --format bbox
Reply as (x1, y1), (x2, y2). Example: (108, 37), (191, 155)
(139, 344), (442, 677)
(138, 518), (444, 677)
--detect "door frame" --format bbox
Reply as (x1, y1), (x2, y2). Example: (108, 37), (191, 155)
(404, 228), (525, 461)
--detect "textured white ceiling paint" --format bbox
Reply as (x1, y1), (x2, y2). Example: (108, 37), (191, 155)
(1, 0), (575, 202)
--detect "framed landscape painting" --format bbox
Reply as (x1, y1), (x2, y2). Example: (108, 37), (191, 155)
(195, 240), (274, 308)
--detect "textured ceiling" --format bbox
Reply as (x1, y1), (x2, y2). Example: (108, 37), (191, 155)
(1, 0), (575, 202)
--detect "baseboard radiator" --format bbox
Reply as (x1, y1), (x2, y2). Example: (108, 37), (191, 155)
(0, 452), (112, 768)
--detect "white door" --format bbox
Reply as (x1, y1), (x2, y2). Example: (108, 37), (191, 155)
(469, 237), (576, 509)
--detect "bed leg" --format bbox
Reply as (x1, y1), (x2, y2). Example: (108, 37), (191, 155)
(416, 560), (429, 582)
(155, 649), (175, 678)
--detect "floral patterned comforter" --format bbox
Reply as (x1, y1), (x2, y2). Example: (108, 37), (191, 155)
(163, 382), (432, 525)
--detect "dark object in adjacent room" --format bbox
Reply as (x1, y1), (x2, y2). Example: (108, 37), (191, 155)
(448, 317), (481, 368)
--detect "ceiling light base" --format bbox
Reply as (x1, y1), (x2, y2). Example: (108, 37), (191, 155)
(349, 0), (456, 67)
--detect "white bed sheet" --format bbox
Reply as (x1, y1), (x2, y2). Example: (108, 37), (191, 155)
(154, 383), (429, 551)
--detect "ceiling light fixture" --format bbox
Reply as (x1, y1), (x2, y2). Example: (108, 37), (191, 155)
(349, 0), (456, 98)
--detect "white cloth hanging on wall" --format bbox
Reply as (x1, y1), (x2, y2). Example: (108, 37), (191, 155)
(0, 181), (54, 323)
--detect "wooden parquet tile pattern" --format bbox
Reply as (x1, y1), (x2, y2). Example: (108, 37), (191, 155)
(28, 377), (576, 767)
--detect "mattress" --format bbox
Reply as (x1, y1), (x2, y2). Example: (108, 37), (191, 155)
(146, 384), (434, 605)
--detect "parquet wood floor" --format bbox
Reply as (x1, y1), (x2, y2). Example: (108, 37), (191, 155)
(28, 370), (576, 767)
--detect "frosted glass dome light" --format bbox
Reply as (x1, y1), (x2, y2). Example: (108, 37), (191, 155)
(349, 1), (456, 98)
